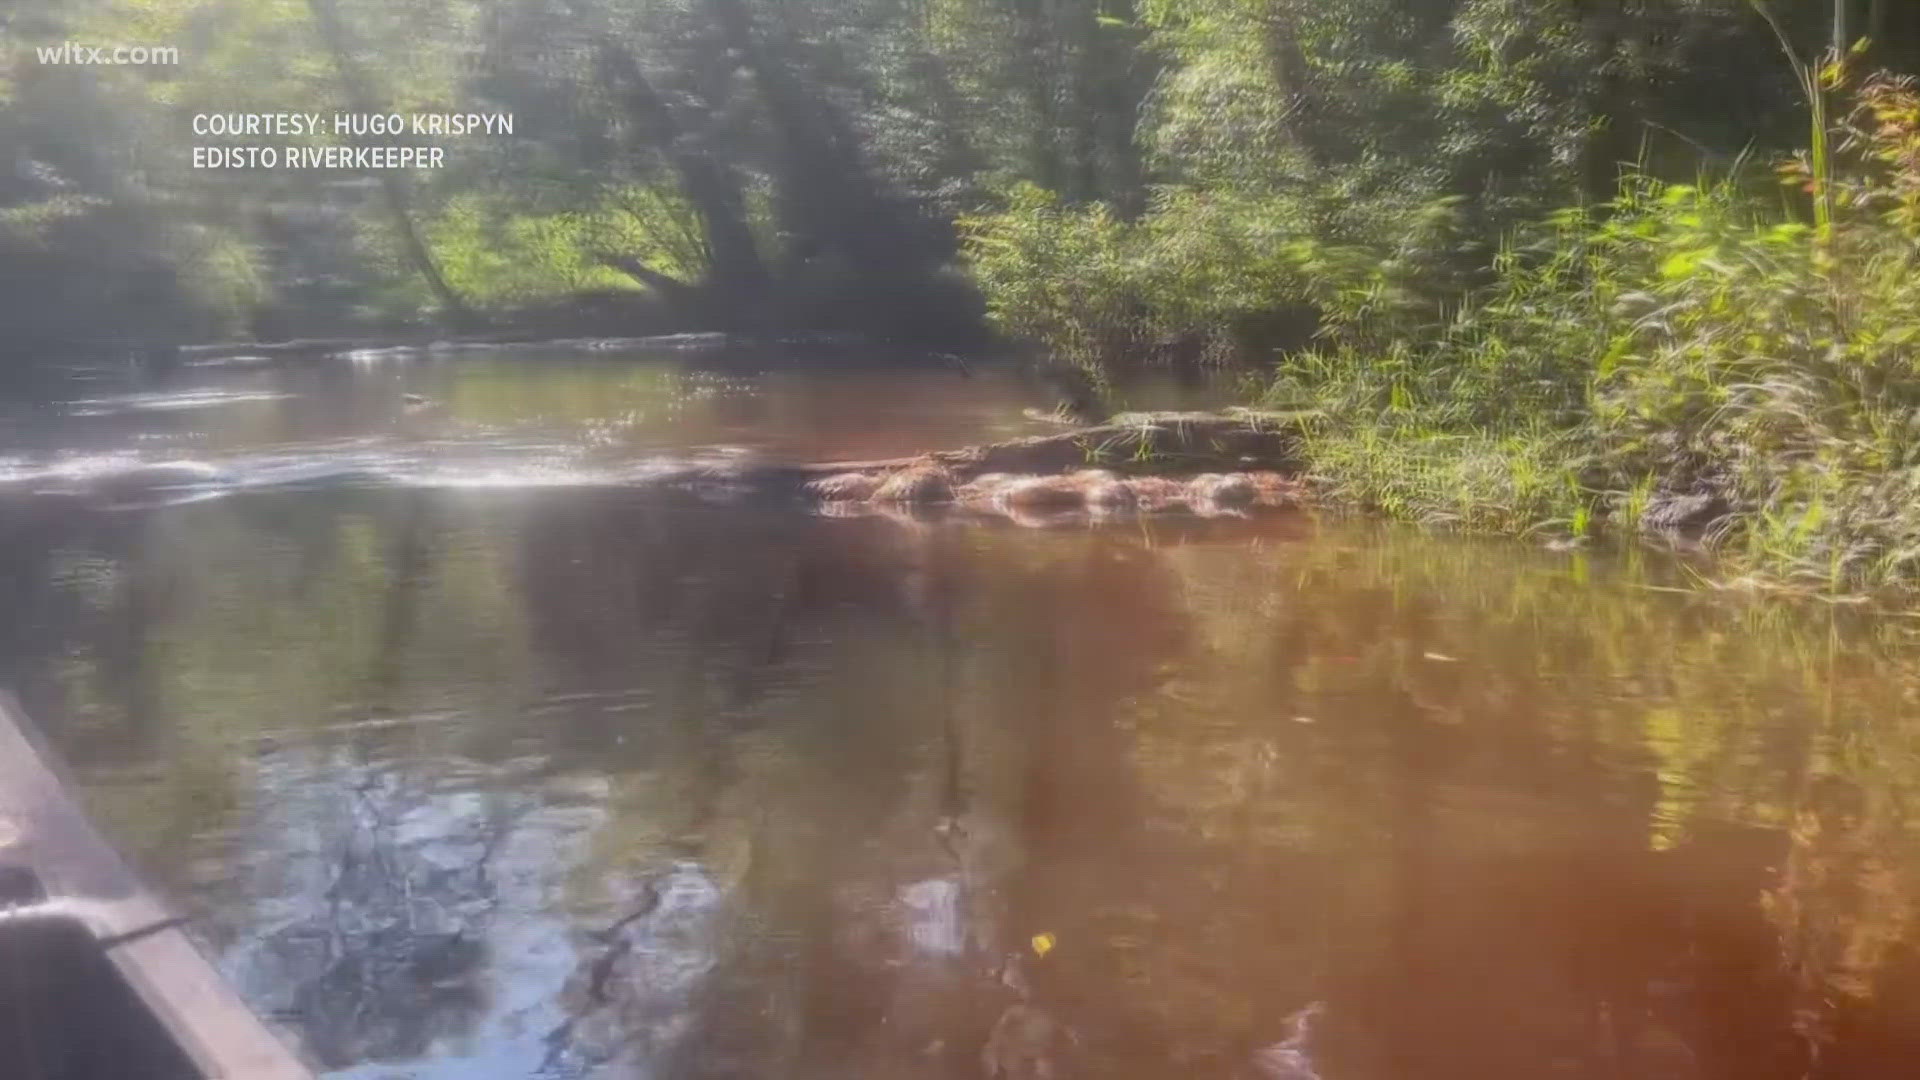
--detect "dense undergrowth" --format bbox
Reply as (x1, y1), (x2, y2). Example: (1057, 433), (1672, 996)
(1273, 72), (1920, 596)
(970, 64), (1920, 597)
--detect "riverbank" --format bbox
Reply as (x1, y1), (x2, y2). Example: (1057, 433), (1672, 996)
(1266, 398), (1919, 602)
(958, 77), (1920, 600)
(785, 397), (1910, 603)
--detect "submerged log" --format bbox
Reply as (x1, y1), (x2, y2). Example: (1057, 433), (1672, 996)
(627, 411), (1310, 522)
(778, 411), (1311, 525)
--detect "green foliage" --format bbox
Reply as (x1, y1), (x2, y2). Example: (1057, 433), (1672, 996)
(963, 0), (1815, 372)
(961, 184), (1144, 367)
(0, 194), (265, 341)
(1298, 422), (1593, 534)
(962, 182), (1336, 369)
(366, 187), (712, 313)
(1277, 74), (1920, 595)
(0, 0), (1905, 360)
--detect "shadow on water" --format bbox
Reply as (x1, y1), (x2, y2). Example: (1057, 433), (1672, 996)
(8, 353), (1920, 1077)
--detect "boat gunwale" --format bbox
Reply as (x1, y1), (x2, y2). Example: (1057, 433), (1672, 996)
(0, 691), (313, 1079)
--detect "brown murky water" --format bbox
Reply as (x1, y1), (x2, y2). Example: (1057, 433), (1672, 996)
(4, 344), (1920, 1079)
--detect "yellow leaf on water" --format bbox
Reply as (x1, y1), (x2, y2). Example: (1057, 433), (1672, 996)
(1031, 932), (1056, 957)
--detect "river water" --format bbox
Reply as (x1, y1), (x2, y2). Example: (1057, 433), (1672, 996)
(3, 343), (1920, 1079)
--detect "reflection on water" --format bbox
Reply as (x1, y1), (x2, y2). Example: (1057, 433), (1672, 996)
(0, 346), (1077, 487)
(6, 349), (1920, 1078)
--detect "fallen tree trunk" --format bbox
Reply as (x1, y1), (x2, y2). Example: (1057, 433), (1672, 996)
(639, 410), (1312, 507)
(791, 410), (1309, 481)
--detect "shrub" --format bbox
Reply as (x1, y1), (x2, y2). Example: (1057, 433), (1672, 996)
(959, 183), (1145, 369)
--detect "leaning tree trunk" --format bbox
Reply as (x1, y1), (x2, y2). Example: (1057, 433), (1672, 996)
(305, 0), (478, 329)
(701, 0), (931, 287)
(590, 40), (769, 304)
